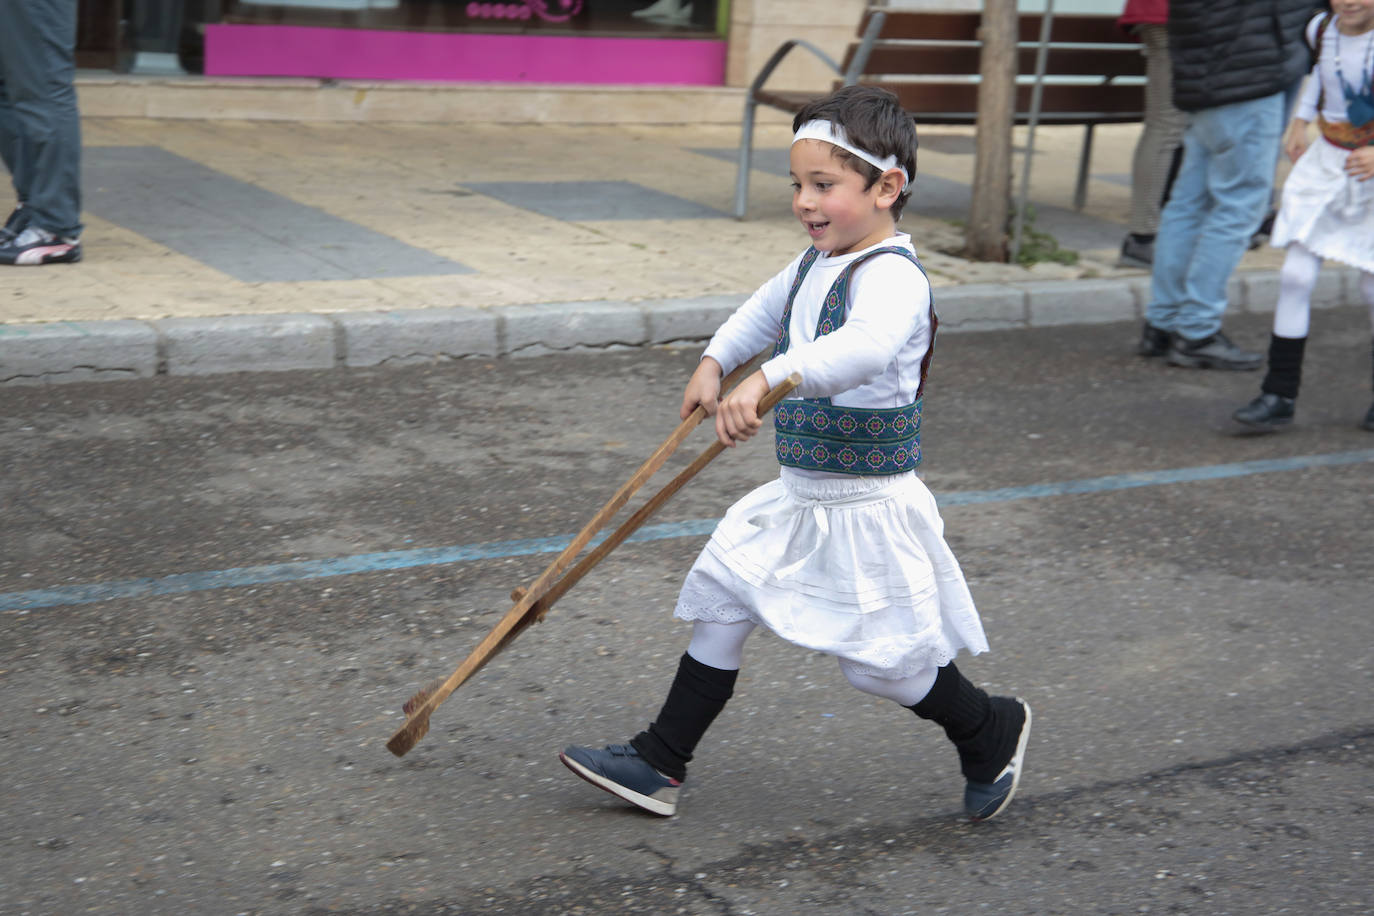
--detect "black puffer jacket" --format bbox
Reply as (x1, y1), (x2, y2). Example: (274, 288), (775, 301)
(1167, 0), (1317, 111)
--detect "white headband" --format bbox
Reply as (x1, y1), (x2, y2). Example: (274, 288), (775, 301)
(792, 119), (909, 188)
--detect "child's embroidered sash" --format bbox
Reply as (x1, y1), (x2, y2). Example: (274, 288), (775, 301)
(1319, 114), (1374, 149)
(771, 245), (937, 476)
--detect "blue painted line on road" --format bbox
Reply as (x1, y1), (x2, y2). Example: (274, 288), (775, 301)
(0, 520), (717, 613)
(4, 448), (1373, 613)
(936, 448), (1374, 505)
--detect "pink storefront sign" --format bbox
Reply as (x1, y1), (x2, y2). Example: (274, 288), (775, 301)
(204, 24), (727, 85)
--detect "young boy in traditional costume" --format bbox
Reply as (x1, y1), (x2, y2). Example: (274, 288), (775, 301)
(1234, 0), (1374, 432)
(559, 86), (1031, 822)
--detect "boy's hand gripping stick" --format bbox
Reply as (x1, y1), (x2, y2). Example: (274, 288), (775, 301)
(386, 368), (801, 758)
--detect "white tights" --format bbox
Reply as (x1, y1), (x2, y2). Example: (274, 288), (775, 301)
(685, 619), (939, 707)
(1274, 242), (1374, 339)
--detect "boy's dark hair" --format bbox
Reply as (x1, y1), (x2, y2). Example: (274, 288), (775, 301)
(792, 85), (919, 221)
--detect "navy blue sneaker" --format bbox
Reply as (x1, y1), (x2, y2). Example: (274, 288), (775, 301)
(964, 698), (1031, 821)
(560, 744), (681, 816)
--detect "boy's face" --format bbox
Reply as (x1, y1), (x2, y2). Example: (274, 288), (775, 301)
(789, 139), (898, 257)
(1334, 0), (1374, 32)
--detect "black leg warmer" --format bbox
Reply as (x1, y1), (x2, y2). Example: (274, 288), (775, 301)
(630, 652), (737, 781)
(1261, 334), (1307, 399)
(908, 662), (1021, 784)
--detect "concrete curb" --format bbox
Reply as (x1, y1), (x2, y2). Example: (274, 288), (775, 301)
(1, 268), (1365, 386)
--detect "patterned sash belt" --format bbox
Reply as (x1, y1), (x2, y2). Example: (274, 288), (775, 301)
(774, 399), (922, 476)
(1319, 116), (1374, 150)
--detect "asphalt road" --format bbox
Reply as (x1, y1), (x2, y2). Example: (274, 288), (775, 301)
(2, 310), (1372, 916)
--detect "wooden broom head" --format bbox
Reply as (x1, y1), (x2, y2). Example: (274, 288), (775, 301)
(386, 711), (431, 757)
(388, 676), (447, 756)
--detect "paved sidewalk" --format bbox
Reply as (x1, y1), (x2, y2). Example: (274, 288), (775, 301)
(1, 115), (1346, 385)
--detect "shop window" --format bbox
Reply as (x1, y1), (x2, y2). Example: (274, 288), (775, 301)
(80, 0), (724, 80)
(219, 0), (720, 35)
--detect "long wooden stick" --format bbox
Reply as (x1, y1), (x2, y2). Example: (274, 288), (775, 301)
(386, 361), (782, 757)
(508, 372), (802, 631)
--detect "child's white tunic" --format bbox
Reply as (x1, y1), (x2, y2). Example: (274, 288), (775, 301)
(1270, 15), (1374, 273)
(674, 234), (990, 679)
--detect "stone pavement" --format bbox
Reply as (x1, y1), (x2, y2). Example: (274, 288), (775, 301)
(0, 114), (1353, 385)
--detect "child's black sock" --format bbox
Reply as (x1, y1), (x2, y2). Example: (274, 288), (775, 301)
(630, 652), (737, 781)
(908, 662), (1020, 784)
(1261, 334), (1307, 399)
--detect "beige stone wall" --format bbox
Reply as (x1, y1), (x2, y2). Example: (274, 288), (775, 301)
(724, 0), (869, 90)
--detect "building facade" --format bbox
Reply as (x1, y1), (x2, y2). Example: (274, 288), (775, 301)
(73, 0), (1126, 122)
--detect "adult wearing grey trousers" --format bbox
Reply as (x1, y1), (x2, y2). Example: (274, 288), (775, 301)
(1117, 0), (1187, 269)
(0, 0), (83, 266)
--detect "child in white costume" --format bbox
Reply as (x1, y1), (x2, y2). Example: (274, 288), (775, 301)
(1234, 0), (1374, 432)
(561, 86), (1031, 822)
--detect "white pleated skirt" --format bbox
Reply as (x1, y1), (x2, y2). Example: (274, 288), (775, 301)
(674, 468), (989, 679)
(1270, 138), (1374, 273)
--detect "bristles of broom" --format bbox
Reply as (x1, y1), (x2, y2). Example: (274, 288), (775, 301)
(402, 677), (447, 716)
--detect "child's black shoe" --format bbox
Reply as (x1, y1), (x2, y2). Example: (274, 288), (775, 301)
(1233, 392), (1295, 431)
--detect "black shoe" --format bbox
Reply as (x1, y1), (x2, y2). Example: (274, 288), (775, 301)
(1117, 234), (1153, 269)
(1233, 393), (1295, 431)
(1138, 322), (1171, 357)
(1249, 209), (1277, 250)
(1167, 331), (1262, 371)
(0, 205), (26, 244)
(1362, 402), (1374, 432)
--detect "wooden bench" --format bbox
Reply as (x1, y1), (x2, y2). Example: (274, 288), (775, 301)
(733, 7), (1147, 219)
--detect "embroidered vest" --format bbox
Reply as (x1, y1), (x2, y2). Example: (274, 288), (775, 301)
(772, 245), (937, 476)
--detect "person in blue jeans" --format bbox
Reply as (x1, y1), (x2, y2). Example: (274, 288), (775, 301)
(1138, 0), (1316, 369)
(0, 0), (83, 266)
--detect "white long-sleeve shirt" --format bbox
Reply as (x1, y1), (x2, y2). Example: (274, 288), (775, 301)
(1294, 14), (1374, 125)
(702, 234), (933, 411)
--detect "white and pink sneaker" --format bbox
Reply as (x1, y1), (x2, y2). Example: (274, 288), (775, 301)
(0, 226), (82, 265)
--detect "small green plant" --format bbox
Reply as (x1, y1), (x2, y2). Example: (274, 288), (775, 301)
(1010, 205), (1078, 267)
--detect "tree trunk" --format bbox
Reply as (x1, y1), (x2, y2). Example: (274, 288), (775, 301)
(964, 0), (1018, 262)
